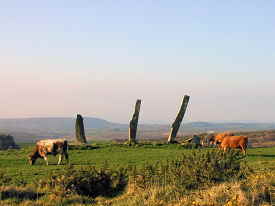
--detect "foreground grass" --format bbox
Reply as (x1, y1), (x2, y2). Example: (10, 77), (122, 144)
(1, 172), (275, 206)
(96, 171), (275, 206)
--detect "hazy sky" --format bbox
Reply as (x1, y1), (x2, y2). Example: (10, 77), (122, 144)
(1, 1), (275, 123)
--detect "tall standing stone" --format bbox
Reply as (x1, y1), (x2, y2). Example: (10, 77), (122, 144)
(0, 134), (19, 150)
(75, 114), (87, 144)
(129, 99), (142, 145)
(167, 95), (190, 143)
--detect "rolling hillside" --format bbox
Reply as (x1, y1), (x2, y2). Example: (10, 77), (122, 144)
(0, 117), (275, 143)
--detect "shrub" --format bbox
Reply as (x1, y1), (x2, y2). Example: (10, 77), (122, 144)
(0, 170), (12, 186)
(37, 165), (127, 198)
(129, 149), (251, 193)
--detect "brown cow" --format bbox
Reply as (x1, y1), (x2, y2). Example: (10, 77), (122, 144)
(203, 132), (234, 146)
(28, 139), (69, 165)
(220, 135), (248, 155)
(214, 132), (235, 144)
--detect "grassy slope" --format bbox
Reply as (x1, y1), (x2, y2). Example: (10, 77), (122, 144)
(1, 142), (275, 184)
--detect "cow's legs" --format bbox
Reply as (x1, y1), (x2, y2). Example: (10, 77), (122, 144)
(58, 154), (63, 165)
(64, 153), (69, 164)
(43, 156), (49, 165)
(240, 145), (246, 155)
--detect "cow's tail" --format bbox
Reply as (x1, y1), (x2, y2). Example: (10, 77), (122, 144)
(243, 136), (248, 149)
(241, 136), (249, 155)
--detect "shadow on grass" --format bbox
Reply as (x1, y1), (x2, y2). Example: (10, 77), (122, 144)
(248, 154), (275, 158)
(69, 145), (100, 150)
(62, 198), (96, 205)
(0, 188), (44, 201)
(70, 162), (96, 166)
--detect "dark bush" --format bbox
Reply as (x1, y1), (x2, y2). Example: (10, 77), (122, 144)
(38, 165), (127, 198)
(0, 188), (44, 201)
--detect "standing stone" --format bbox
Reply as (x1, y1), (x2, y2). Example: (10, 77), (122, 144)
(75, 114), (87, 144)
(192, 134), (201, 148)
(129, 99), (142, 145)
(0, 134), (20, 150)
(167, 95), (190, 143)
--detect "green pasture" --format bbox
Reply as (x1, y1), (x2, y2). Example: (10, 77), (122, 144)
(0, 142), (275, 184)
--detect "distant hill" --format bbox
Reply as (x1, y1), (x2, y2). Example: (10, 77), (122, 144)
(182, 122), (275, 132)
(1, 117), (275, 143)
(0, 117), (123, 142)
(0, 117), (120, 131)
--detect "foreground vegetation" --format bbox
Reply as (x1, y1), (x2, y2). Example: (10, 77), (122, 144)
(0, 142), (275, 205)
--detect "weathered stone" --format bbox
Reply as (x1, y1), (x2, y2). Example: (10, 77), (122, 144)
(181, 135), (202, 148)
(129, 99), (141, 145)
(168, 95), (190, 143)
(0, 134), (19, 150)
(75, 114), (87, 144)
(192, 135), (201, 146)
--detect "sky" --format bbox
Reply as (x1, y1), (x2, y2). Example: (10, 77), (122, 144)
(0, 1), (275, 123)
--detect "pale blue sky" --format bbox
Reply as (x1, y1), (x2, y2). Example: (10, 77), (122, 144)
(0, 1), (274, 123)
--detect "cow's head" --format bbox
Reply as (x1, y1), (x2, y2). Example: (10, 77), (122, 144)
(207, 134), (216, 145)
(213, 132), (234, 146)
(28, 147), (40, 165)
(28, 155), (36, 165)
(213, 137), (222, 146)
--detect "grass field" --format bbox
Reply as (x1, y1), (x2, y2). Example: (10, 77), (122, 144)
(1, 142), (275, 185)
